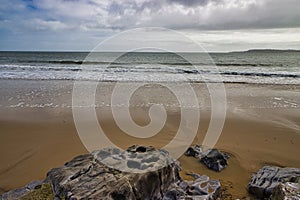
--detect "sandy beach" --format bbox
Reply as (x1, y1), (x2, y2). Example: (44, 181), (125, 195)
(0, 79), (299, 199)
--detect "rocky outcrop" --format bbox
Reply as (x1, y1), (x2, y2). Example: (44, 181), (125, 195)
(185, 145), (229, 172)
(46, 145), (177, 199)
(270, 182), (300, 200)
(0, 180), (44, 200)
(0, 145), (221, 200)
(248, 166), (300, 198)
(46, 145), (221, 200)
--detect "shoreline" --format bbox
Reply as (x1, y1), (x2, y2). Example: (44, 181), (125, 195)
(0, 77), (300, 86)
(0, 79), (299, 198)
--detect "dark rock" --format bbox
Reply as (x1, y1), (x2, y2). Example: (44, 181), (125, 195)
(184, 145), (229, 172)
(127, 144), (155, 153)
(163, 189), (185, 200)
(270, 182), (300, 200)
(200, 149), (229, 172)
(184, 145), (201, 157)
(248, 166), (300, 198)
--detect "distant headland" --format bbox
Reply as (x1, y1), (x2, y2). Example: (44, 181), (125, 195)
(232, 49), (300, 53)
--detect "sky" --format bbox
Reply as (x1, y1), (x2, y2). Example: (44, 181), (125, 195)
(0, 0), (300, 52)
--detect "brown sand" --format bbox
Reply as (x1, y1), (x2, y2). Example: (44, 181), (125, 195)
(0, 80), (299, 199)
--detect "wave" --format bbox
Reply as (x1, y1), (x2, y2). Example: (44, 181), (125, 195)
(220, 71), (300, 78)
(0, 63), (299, 85)
(0, 65), (81, 72)
(178, 69), (299, 78)
(1, 64), (299, 78)
(215, 63), (274, 67)
(7, 59), (278, 67)
(13, 60), (191, 65)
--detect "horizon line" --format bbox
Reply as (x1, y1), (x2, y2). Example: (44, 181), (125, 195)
(0, 48), (300, 54)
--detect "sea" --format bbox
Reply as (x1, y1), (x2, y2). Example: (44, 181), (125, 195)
(0, 51), (299, 84)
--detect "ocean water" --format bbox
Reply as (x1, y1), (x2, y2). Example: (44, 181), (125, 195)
(0, 51), (299, 84)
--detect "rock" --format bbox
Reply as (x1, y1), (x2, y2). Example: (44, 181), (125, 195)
(248, 166), (300, 198)
(184, 174), (221, 199)
(0, 145), (221, 200)
(270, 182), (300, 200)
(184, 145), (203, 157)
(127, 145), (155, 153)
(163, 173), (221, 200)
(47, 149), (170, 199)
(184, 145), (229, 172)
(0, 187), (28, 200)
(92, 144), (175, 173)
(200, 149), (229, 172)
(0, 180), (44, 200)
(46, 145), (221, 199)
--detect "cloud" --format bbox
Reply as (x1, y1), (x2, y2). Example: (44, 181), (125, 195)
(168, 0), (223, 7)
(2, 0), (300, 32)
(0, 0), (300, 51)
(184, 28), (300, 51)
(24, 19), (70, 31)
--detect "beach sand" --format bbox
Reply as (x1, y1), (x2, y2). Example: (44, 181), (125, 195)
(0, 79), (299, 198)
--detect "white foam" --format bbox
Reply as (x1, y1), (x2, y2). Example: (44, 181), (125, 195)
(0, 62), (299, 84)
(10, 102), (25, 108)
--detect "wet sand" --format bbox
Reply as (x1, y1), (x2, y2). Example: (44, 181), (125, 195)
(0, 80), (299, 199)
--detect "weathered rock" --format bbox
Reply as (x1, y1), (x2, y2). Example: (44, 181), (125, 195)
(0, 180), (44, 200)
(270, 182), (300, 200)
(163, 173), (221, 200)
(46, 145), (221, 199)
(47, 147), (175, 199)
(1, 145), (221, 200)
(248, 166), (300, 198)
(92, 144), (175, 173)
(185, 145), (229, 172)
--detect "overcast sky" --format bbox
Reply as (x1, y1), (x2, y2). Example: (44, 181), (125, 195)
(1, 0), (300, 52)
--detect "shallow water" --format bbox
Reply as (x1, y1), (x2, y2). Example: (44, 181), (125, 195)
(0, 51), (299, 84)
